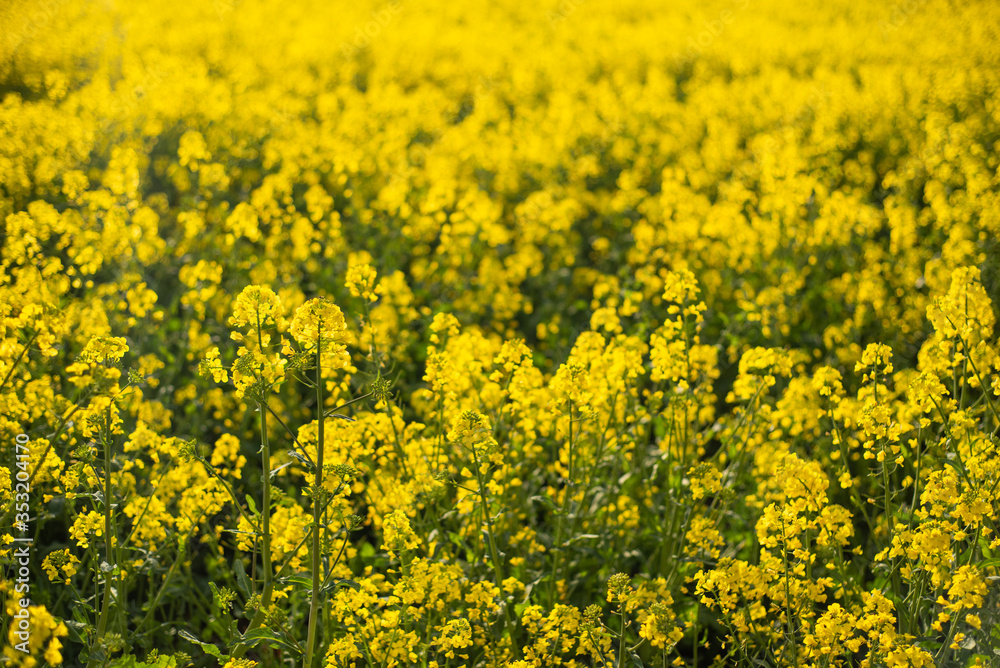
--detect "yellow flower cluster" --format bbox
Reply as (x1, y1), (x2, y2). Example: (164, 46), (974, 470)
(2, 0), (1000, 665)
(381, 509), (420, 559)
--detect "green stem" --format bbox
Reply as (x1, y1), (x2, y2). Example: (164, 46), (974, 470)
(305, 335), (325, 668)
(121, 467), (171, 550)
(0, 328), (38, 393)
(264, 402), (315, 469)
(549, 399), (575, 609)
(130, 509), (205, 640)
(319, 527), (353, 591)
(779, 511), (796, 663)
(471, 444), (519, 659)
(233, 314), (275, 658)
(87, 416), (115, 668)
(1, 399), (82, 531)
(193, 451), (261, 533)
(244, 402), (275, 644)
(564, 397), (616, 561)
(323, 391), (374, 418)
(692, 601), (699, 668)
(952, 326), (1000, 426)
(615, 607), (626, 668)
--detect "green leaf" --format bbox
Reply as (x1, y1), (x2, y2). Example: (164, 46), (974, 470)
(245, 495), (258, 516)
(321, 578), (361, 595)
(179, 629), (226, 660)
(233, 557), (252, 597)
(63, 619), (87, 644)
(277, 574), (313, 589)
(108, 655), (177, 668)
(230, 627), (302, 656)
(530, 494), (565, 517)
(72, 599), (96, 616)
(269, 461), (293, 480)
(288, 449), (314, 470)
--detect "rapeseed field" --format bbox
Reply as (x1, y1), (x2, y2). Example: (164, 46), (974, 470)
(2, 0), (999, 666)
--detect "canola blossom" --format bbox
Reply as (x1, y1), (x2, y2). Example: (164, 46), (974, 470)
(1, 0), (1000, 666)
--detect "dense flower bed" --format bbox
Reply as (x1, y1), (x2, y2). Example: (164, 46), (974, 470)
(2, 0), (999, 666)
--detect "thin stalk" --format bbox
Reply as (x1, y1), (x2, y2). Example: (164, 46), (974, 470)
(548, 399), (575, 609)
(952, 327), (1000, 426)
(564, 397), (617, 554)
(882, 458), (903, 604)
(433, 393), (445, 472)
(692, 601), (699, 668)
(264, 402), (315, 469)
(232, 314), (276, 659)
(779, 512), (797, 664)
(383, 400), (411, 478)
(4, 398), (82, 531)
(193, 452), (261, 533)
(0, 328), (38, 392)
(230, 401), (275, 660)
(38, 414), (83, 489)
(934, 614), (961, 665)
(319, 528), (353, 590)
(87, 416), (116, 668)
(470, 443), (519, 659)
(323, 391), (373, 418)
(130, 509), (206, 640)
(615, 606), (626, 668)
(122, 467), (171, 550)
(305, 335), (325, 668)
(908, 425), (922, 534)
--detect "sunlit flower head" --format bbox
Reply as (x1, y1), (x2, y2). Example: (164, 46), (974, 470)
(290, 298), (348, 347)
(382, 509), (420, 559)
(345, 262), (383, 303)
(229, 285), (284, 330)
(79, 335), (129, 364)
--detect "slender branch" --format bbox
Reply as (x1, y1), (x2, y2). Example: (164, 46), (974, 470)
(305, 332), (326, 668)
(0, 328), (39, 392)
